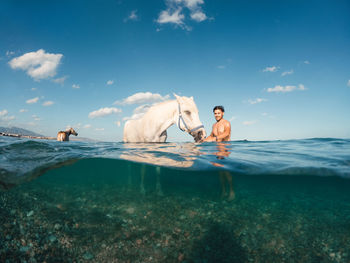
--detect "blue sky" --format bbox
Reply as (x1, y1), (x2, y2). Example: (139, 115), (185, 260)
(0, 0), (349, 142)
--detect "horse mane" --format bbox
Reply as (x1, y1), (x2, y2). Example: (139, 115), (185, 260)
(129, 99), (174, 121)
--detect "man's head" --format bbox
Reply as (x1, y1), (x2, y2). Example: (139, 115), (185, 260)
(213, 105), (225, 122)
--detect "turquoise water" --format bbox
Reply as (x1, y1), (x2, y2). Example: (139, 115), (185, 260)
(1, 137), (350, 262)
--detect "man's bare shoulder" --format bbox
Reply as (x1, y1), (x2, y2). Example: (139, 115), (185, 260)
(221, 119), (231, 126)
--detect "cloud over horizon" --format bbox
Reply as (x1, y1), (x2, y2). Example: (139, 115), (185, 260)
(88, 107), (122, 119)
(0, 109), (15, 121)
(114, 92), (169, 105)
(267, 84), (306, 93)
(26, 97), (39, 104)
(281, 70), (294, 76)
(8, 49), (63, 80)
(247, 98), (267, 104)
(243, 120), (256, 126)
(123, 104), (152, 121)
(43, 101), (54, 106)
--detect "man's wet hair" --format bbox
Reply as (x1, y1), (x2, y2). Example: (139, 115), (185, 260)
(213, 105), (225, 113)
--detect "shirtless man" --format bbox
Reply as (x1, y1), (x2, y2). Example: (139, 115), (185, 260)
(204, 106), (234, 200)
(204, 105), (231, 142)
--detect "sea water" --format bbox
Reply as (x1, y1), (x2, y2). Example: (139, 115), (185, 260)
(0, 136), (350, 262)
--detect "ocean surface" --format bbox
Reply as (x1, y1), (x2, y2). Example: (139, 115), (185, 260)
(1, 136), (350, 262)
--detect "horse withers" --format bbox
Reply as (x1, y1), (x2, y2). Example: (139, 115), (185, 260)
(57, 127), (78, 141)
(123, 94), (206, 143)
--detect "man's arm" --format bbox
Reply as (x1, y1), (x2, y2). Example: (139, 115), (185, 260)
(203, 124), (216, 142)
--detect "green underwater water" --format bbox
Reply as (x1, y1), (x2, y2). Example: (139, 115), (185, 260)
(1, 158), (350, 262)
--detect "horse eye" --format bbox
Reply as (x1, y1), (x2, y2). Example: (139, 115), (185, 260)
(185, 111), (191, 115)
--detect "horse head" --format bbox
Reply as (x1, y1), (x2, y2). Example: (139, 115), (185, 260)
(67, 127), (78, 136)
(174, 94), (206, 142)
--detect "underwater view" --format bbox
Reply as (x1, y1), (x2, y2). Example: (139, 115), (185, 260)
(1, 137), (350, 262)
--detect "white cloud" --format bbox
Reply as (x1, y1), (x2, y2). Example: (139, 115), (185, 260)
(123, 104), (152, 121)
(124, 10), (138, 22)
(157, 8), (185, 25)
(95, 128), (105, 131)
(229, 116), (237, 122)
(247, 98), (267, 104)
(190, 11), (207, 22)
(217, 65), (226, 69)
(114, 92), (169, 105)
(31, 88), (37, 91)
(26, 97), (39, 104)
(3, 115), (15, 121)
(304, 60), (310, 64)
(156, 0), (207, 29)
(243, 120), (256, 126)
(43, 101), (54, 106)
(281, 70), (294, 76)
(72, 84), (80, 89)
(83, 124), (92, 129)
(88, 107), (122, 119)
(107, 80), (114, 85)
(6, 51), (15, 57)
(347, 80), (350, 87)
(134, 104), (152, 114)
(183, 0), (204, 8)
(8, 49), (63, 80)
(263, 66), (278, 72)
(261, 112), (268, 116)
(32, 115), (41, 121)
(0, 109), (8, 116)
(19, 109), (28, 113)
(267, 84), (306, 93)
(0, 109), (16, 121)
(52, 76), (67, 84)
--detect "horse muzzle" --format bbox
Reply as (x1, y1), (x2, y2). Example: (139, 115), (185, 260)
(193, 128), (206, 142)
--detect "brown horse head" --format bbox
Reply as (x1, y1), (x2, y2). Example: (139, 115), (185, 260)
(67, 127), (78, 136)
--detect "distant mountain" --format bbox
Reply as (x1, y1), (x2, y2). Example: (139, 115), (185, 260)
(0, 126), (44, 137)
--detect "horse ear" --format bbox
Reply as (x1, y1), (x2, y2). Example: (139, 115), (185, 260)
(190, 96), (193, 100)
(173, 93), (180, 101)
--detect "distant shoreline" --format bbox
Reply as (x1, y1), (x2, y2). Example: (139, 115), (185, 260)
(0, 132), (56, 140)
(0, 132), (97, 142)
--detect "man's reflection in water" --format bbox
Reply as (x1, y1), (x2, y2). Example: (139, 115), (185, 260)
(211, 142), (235, 201)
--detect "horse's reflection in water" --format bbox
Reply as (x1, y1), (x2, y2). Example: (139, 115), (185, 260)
(211, 142), (235, 201)
(121, 143), (195, 196)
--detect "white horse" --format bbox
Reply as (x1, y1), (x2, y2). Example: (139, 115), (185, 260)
(123, 94), (206, 143)
(123, 94), (206, 195)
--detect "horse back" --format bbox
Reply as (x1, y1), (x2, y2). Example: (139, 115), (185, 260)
(57, 131), (68, 141)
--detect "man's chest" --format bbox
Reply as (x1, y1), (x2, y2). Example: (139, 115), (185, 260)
(213, 123), (225, 134)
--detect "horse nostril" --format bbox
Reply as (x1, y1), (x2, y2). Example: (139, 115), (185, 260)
(198, 131), (203, 137)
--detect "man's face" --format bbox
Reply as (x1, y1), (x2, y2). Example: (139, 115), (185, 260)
(214, 109), (224, 122)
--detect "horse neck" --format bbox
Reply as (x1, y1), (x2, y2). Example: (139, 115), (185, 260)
(152, 100), (178, 131)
